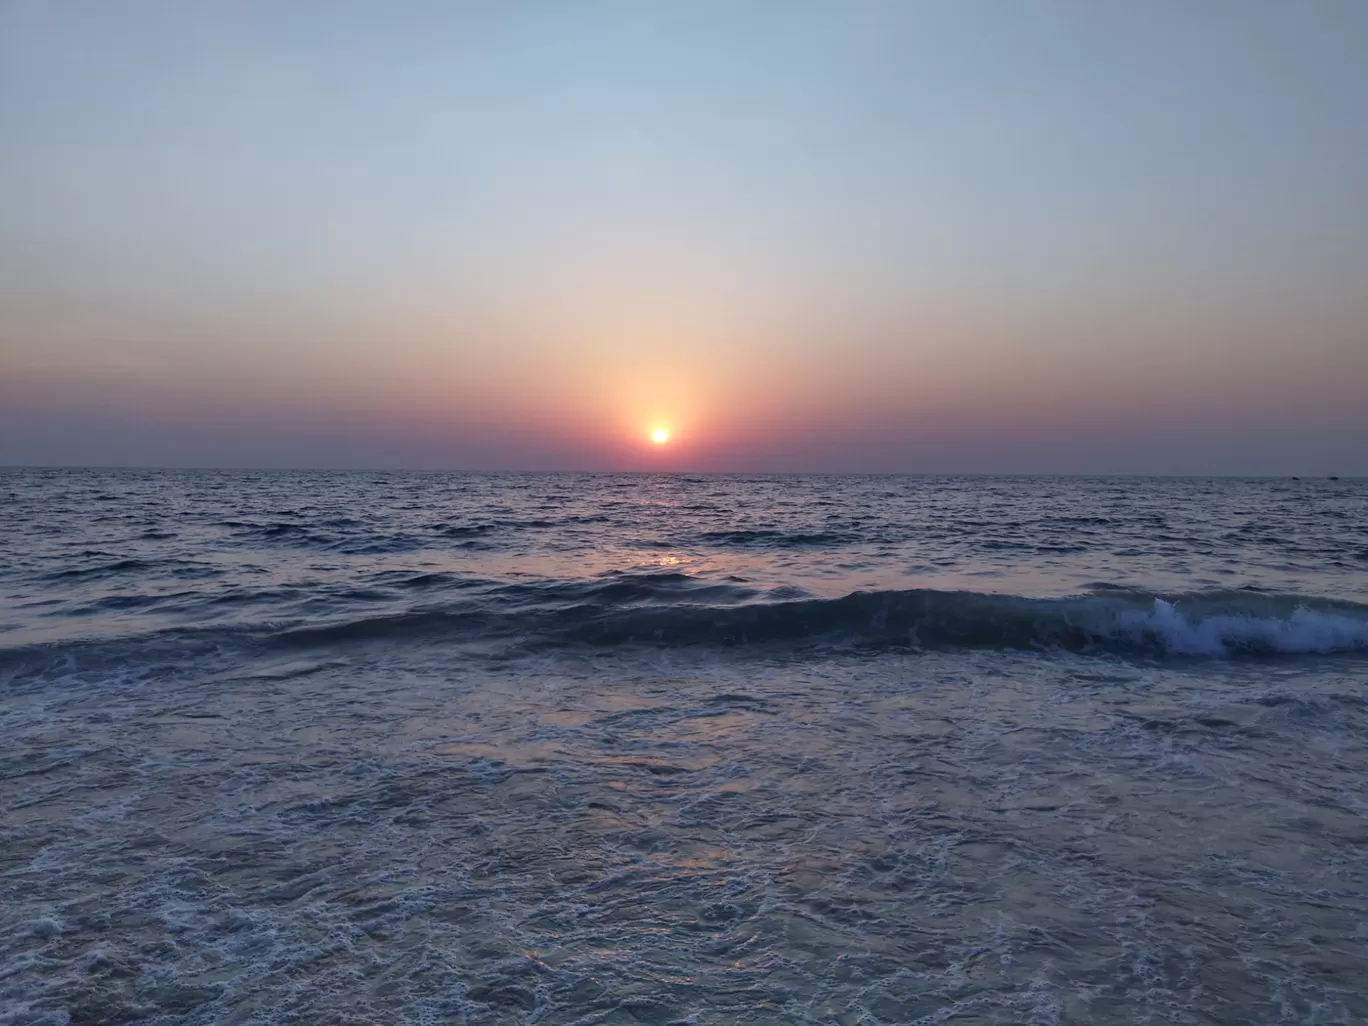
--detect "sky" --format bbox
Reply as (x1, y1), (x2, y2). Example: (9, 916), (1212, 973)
(2, 0), (1366, 474)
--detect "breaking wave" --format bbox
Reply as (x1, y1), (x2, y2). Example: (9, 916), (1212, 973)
(5, 580), (1367, 676)
(536, 586), (1368, 656)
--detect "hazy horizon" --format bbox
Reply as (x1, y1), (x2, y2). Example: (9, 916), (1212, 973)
(3, 465), (1361, 481)
(4, 1), (1367, 475)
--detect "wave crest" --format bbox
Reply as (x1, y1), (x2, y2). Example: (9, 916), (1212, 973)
(4, 585), (1366, 676)
(543, 589), (1368, 656)
(259, 586), (1368, 658)
(1111, 597), (1368, 656)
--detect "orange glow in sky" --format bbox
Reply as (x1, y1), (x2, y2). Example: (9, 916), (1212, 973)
(2, 4), (1367, 474)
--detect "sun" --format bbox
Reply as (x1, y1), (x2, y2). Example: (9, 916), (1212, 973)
(650, 428), (670, 445)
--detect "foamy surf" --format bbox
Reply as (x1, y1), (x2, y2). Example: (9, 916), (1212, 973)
(1114, 597), (1368, 656)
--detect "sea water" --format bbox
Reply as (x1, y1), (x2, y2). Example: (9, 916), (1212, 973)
(2, 470), (1366, 1024)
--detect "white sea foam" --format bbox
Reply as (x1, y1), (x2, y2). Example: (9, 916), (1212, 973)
(1114, 598), (1368, 656)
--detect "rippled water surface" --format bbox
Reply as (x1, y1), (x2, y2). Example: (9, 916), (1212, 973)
(2, 470), (1367, 1024)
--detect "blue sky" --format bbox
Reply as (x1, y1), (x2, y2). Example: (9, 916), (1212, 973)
(2, 1), (1366, 472)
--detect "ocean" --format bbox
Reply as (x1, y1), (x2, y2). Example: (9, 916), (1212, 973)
(2, 468), (1366, 1025)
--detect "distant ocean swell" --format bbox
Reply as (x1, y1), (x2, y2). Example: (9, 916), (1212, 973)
(5, 580), (1368, 673)
(152, 517), (1186, 555)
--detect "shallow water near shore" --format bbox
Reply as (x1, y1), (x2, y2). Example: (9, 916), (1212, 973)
(2, 470), (1367, 1024)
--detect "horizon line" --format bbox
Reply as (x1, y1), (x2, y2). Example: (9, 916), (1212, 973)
(0, 464), (1355, 480)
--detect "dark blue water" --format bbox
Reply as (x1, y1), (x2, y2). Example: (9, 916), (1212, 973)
(3, 470), (1367, 1024)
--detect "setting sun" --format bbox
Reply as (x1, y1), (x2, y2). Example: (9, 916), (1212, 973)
(651, 428), (670, 445)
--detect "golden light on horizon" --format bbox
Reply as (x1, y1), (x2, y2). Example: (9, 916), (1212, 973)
(651, 428), (670, 445)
